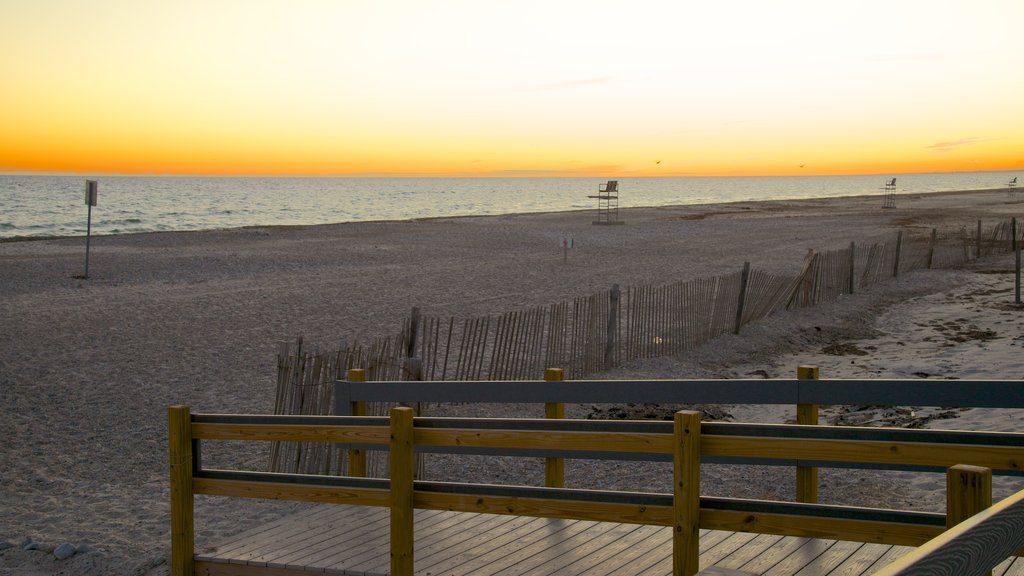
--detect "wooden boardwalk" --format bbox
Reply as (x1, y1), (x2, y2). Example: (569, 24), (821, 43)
(196, 505), (1024, 575)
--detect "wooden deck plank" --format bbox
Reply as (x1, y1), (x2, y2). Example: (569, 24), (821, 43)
(221, 506), (376, 566)
(261, 507), (393, 569)
(555, 524), (667, 576)
(197, 506), (324, 559)
(312, 508), (463, 571)
(733, 536), (814, 574)
(761, 539), (838, 575)
(269, 507), (399, 570)
(998, 556), (1024, 576)
(197, 506), (944, 576)
(709, 534), (785, 571)
(432, 518), (589, 576)
(282, 508), (450, 571)
(198, 505), (347, 563)
(698, 532), (760, 571)
(485, 520), (623, 576)
(509, 521), (646, 575)
(626, 530), (749, 576)
(826, 543), (898, 576)
(414, 515), (549, 575)
(346, 511), (512, 574)
(457, 520), (596, 575)
(860, 545), (915, 575)
(792, 540), (865, 575)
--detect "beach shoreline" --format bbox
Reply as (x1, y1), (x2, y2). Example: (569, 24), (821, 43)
(2, 188), (1024, 575)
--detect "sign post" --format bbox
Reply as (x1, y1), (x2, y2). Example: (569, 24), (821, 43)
(83, 180), (98, 279)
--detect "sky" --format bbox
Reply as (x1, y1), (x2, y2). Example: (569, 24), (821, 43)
(1, 0), (1022, 178)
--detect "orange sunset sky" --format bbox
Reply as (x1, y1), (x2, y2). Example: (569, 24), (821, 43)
(1, 0), (1022, 178)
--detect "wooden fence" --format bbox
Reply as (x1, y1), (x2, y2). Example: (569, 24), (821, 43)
(170, 401), (1024, 576)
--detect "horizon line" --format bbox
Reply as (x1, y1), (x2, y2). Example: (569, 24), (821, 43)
(2, 167), (1021, 179)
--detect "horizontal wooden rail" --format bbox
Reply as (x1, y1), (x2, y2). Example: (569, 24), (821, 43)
(702, 436), (1023, 472)
(412, 427), (674, 454)
(337, 377), (1024, 408)
(192, 422), (390, 444)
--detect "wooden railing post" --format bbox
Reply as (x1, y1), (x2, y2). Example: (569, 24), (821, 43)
(673, 410), (701, 576)
(796, 365), (820, 504)
(544, 367), (566, 488)
(947, 464), (992, 529)
(168, 405), (195, 576)
(348, 368), (368, 477)
(947, 464), (993, 576)
(390, 406), (415, 576)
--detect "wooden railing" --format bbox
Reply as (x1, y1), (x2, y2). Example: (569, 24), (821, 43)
(169, 403), (1024, 576)
(333, 366), (1024, 501)
(874, 486), (1024, 576)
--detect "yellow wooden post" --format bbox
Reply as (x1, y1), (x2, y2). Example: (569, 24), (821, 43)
(347, 368), (367, 477)
(796, 365), (820, 504)
(168, 405), (195, 576)
(947, 464), (992, 528)
(947, 464), (993, 576)
(390, 406), (415, 576)
(673, 410), (701, 576)
(544, 367), (565, 488)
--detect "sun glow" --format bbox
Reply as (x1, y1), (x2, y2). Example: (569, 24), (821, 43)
(2, 0), (1022, 177)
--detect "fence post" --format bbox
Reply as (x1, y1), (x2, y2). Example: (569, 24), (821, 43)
(892, 231), (903, 278)
(168, 405), (195, 576)
(734, 262), (751, 335)
(927, 228), (937, 269)
(405, 307), (421, 358)
(946, 464), (992, 530)
(347, 368), (368, 477)
(544, 367), (566, 488)
(848, 242), (856, 295)
(673, 410), (701, 576)
(977, 219), (983, 259)
(796, 365), (819, 504)
(604, 285), (620, 369)
(390, 407), (415, 576)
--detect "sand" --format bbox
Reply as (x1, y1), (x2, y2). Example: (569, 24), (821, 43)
(2, 189), (1024, 575)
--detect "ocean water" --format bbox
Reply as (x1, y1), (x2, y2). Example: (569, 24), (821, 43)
(0, 171), (1019, 239)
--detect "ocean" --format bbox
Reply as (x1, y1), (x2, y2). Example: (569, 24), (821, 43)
(0, 171), (1019, 239)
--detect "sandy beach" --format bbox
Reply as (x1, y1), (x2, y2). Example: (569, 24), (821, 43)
(3, 189), (1024, 575)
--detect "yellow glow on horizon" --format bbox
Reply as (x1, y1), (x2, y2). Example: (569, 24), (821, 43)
(2, 0), (1023, 177)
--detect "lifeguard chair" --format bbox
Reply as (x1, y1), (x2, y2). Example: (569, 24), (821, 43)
(881, 178), (897, 209)
(1009, 177), (1017, 197)
(589, 180), (624, 225)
